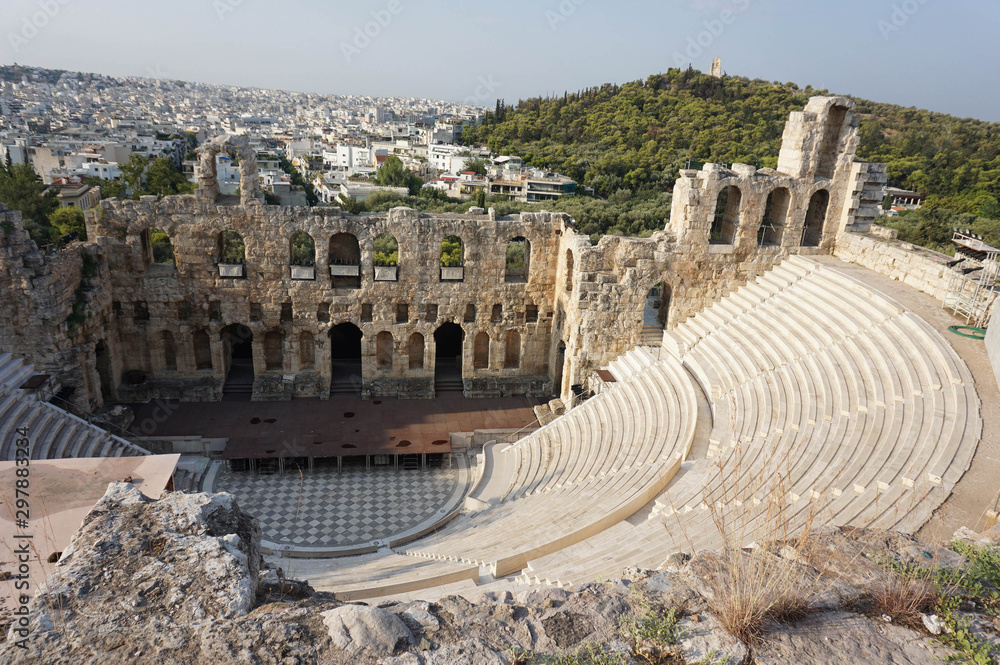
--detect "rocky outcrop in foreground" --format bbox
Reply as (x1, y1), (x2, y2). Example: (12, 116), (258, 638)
(2, 484), (999, 664)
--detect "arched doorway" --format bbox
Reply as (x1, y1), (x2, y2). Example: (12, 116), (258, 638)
(330, 322), (363, 395)
(802, 190), (830, 247)
(222, 324), (253, 397)
(642, 282), (671, 343)
(434, 323), (464, 393)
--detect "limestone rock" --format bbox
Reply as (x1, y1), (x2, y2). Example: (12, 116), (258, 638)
(753, 611), (958, 665)
(322, 604), (414, 656)
(676, 615), (748, 665)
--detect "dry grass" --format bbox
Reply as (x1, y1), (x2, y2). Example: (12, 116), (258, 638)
(699, 440), (824, 646)
(866, 571), (939, 628)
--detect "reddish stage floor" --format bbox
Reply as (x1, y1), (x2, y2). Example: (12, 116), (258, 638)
(128, 394), (543, 458)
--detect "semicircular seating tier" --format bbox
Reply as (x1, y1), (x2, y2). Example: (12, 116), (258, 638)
(0, 352), (149, 461)
(400, 347), (700, 577)
(518, 255), (981, 588)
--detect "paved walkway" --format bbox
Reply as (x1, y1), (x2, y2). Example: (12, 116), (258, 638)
(214, 463), (459, 548)
(815, 255), (1000, 539)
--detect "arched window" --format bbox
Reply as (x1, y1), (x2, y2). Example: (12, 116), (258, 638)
(373, 233), (399, 282)
(193, 330), (212, 370)
(440, 235), (464, 281)
(144, 228), (173, 265)
(329, 232), (361, 289)
(219, 230), (245, 263)
(374, 233), (398, 265)
(816, 105), (850, 179)
(505, 237), (530, 283)
(264, 331), (283, 371)
(710, 185), (741, 245)
(408, 333), (424, 369)
(299, 331), (315, 370)
(377, 331), (394, 370)
(440, 235), (463, 266)
(473, 332), (490, 369)
(504, 331), (521, 369)
(290, 231), (316, 266)
(491, 304), (503, 323)
(161, 331), (176, 370)
(759, 188), (790, 247)
(565, 250), (574, 292)
(218, 230), (245, 277)
(802, 190), (830, 247)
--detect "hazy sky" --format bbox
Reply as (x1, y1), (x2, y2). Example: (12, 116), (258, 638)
(4, 0), (998, 121)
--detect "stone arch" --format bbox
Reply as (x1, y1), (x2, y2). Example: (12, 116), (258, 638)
(330, 232), (362, 289)
(802, 189), (830, 247)
(142, 228), (174, 266)
(197, 134), (260, 205)
(504, 331), (521, 369)
(218, 230), (246, 265)
(161, 330), (177, 370)
(473, 332), (490, 369)
(376, 331), (394, 370)
(299, 331), (315, 370)
(711, 185), (741, 244)
(565, 250), (574, 292)
(408, 333), (425, 370)
(193, 330), (213, 371)
(373, 232), (399, 266)
(816, 105), (850, 179)
(505, 237), (530, 283)
(330, 233), (362, 263)
(434, 322), (465, 374)
(290, 231), (316, 266)
(759, 188), (791, 247)
(440, 235), (463, 266)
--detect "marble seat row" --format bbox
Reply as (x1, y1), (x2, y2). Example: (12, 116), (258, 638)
(518, 257), (980, 588)
(402, 352), (699, 577)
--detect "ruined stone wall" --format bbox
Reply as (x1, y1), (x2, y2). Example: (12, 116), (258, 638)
(0, 96), (886, 407)
(0, 204), (114, 410)
(834, 230), (955, 301)
(85, 199), (564, 402)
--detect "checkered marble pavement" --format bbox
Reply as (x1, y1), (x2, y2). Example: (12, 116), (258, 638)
(214, 465), (458, 548)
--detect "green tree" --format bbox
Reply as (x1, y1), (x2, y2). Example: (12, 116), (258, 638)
(50, 206), (87, 240)
(150, 228), (174, 263)
(440, 236), (463, 266)
(145, 157), (195, 197)
(373, 233), (398, 265)
(462, 158), (488, 176)
(0, 160), (59, 245)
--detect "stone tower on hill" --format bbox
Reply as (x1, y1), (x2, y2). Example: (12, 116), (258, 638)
(710, 57), (722, 78)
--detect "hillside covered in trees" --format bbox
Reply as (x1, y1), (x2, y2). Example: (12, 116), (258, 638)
(462, 67), (1000, 248)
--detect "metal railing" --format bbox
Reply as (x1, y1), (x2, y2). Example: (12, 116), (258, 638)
(494, 390), (585, 446)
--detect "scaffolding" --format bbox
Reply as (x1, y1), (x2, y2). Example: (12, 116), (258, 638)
(943, 229), (1000, 328)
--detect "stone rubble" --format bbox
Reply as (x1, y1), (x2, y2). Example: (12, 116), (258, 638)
(2, 487), (999, 664)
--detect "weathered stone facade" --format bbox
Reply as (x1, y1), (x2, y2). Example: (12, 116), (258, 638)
(0, 96), (889, 408)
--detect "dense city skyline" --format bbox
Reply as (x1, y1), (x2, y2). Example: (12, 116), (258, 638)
(3, 0), (999, 122)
